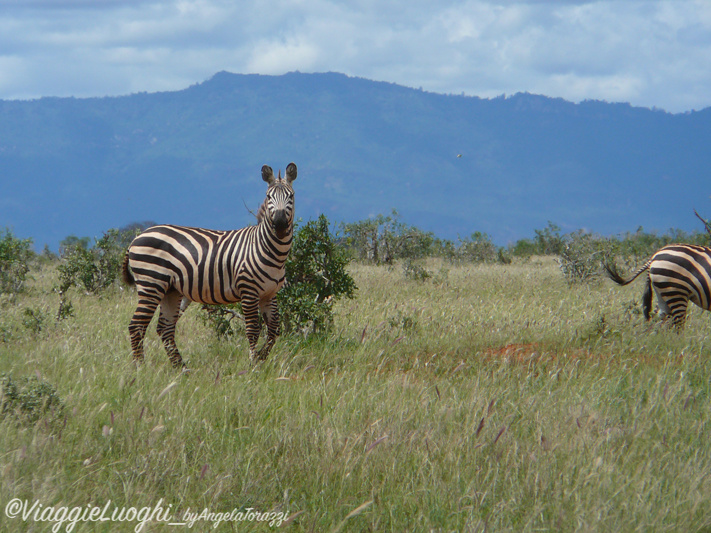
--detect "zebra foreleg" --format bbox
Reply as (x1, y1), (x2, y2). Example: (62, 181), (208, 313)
(241, 296), (263, 364)
(156, 289), (186, 368)
(256, 297), (281, 361)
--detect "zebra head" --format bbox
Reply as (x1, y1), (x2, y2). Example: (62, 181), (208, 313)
(260, 163), (297, 240)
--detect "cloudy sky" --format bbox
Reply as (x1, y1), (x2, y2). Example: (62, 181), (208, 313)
(1, 0), (710, 112)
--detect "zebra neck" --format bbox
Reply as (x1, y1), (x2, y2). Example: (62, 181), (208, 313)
(256, 220), (293, 257)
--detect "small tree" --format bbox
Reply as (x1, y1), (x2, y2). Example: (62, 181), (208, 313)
(57, 229), (127, 295)
(558, 230), (611, 285)
(449, 231), (499, 263)
(341, 210), (436, 263)
(59, 235), (90, 257)
(534, 222), (564, 255)
(279, 215), (357, 334)
(0, 229), (34, 294)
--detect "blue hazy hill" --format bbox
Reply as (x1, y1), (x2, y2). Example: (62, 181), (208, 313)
(1, 71), (710, 250)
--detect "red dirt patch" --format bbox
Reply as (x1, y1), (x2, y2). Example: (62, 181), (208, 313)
(480, 343), (544, 363)
(479, 343), (611, 365)
(478, 342), (686, 368)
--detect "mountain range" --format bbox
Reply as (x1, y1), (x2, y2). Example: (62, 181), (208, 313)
(2, 71), (710, 251)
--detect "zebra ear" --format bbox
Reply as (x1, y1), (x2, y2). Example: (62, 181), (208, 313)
(285, 162), (297, 184)
(262, 165), (275, 184)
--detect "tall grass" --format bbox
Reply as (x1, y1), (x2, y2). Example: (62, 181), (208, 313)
(1, 258), (710, 531)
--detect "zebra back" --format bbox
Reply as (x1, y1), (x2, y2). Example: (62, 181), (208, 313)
(125, 163), (297, 306)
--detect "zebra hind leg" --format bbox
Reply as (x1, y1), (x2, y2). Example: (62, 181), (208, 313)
(653, 284), (689, 331)
(156, 289), (187, 368)
(128, 295), (161, 364)
(668, 298), (689, 331)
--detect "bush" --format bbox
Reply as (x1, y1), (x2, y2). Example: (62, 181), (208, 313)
(402, 258), (432, 282)
(0, 373), (63, 424)
(0, 229), (34, 294)
(558, 231), (611, 285)
(534, 222), (564, 255)
(22, 307), (48, 335)
(341, 210), (436, 263)
(56, 228), (137, 320)
(508, 238), (538, 258)
(57, 229), (132, 295)
(448, 231), (499, 264)
(58, 235), (90, 257)
(200, 304), (244, 339)
(279, 215), (357, 334)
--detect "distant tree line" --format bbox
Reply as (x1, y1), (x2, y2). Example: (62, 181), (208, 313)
(339, 210), (711, 284)
(2, 209), (710, 339)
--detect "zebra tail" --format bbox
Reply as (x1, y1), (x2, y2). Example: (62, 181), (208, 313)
(642, 273), (653, 321)
(603, 259), (652, 286)
(121, 252), (135, 286)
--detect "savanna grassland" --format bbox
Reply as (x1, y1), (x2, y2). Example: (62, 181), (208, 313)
(1, 257), (710, 532)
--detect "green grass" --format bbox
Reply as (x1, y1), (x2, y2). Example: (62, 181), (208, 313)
(1, 258), (710, 532)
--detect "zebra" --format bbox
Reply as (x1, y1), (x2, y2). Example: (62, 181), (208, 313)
(604, 244), (711, 329)
(121, 163), (297, 367)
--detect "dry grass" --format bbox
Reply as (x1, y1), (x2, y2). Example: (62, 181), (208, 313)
(1, 258), (710, 531)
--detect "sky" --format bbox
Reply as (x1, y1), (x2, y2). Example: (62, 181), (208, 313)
(1, 0), (710, 113)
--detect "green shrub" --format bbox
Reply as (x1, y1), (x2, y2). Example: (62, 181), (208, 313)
(450, 231), (499, 263)
(21, 306), (48, 335)
(58, 235), (90, 257)
(0, 229), (34, 294)
(56, 228), (137, 320)
(200, 303), (244, 338)
(341, 210), (436, 263)
(57, 229), (128, 295)
(558, 230), (611, 285)
(534, 222), (565, 255)
(402, 258), (432, 282)
(279, 215), (357, 334)
(508, 238), (538, 258)
(387, 309), (419, 333)
(0, 373), (63, 424)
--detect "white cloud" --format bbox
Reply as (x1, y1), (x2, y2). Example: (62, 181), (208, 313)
(0, 0), (710, 111)
(246, 37), (321, 73)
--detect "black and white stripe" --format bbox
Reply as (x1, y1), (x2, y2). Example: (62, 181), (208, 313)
(605, 244), (711, 329)
(121, 163), (297, 366)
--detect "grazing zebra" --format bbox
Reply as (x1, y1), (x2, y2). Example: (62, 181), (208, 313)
(121, 163), (297, 367)
(604, 244), (711, 329)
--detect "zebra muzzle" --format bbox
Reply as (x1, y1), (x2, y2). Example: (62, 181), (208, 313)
(273, 212), (290, 239)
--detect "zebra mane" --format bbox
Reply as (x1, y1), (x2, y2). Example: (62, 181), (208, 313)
(256, 197), (267, 223)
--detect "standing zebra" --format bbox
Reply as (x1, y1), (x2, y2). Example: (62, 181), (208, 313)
(121, 163), (297, 367)
(604, 244), (711, 329)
